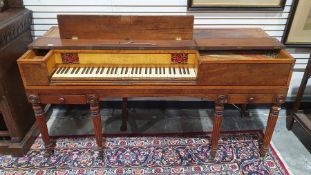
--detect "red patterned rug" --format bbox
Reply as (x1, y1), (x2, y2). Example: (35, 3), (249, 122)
(0, 131), (289, 174)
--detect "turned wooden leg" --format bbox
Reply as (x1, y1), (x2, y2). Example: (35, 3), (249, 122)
(120, 97), (128, 131)
(210, 95), (227, 159)
(240, 104), (249, 118)
(260, 96), (284, 157)
(287, 115), (295, 130)
(28, 95), (52, 149)
(88, 95), (103, 148)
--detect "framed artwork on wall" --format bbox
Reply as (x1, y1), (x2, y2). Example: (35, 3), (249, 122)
(283, 0), (311, 47)
(187, 0), (286, 11)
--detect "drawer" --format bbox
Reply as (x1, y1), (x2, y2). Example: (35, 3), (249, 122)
(228, 94), (275, 104)
(39, 95), (86, 104)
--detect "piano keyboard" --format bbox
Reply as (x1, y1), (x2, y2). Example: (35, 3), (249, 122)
(51, 66), (197, 80)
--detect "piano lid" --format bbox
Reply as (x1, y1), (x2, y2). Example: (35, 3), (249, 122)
(58, 15), (194, 40)
(194, 28), (284, 50)
(29, 15), (284, 50)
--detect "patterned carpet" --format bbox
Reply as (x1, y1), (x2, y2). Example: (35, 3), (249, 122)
(0, 131), (289, 174)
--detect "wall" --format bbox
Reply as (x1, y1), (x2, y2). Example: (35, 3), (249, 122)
(24, 0), (311, 100)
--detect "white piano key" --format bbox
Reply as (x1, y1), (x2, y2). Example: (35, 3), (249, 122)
(76, 67), (85, 78)
(53, 67), (62, 77)
(90, 67), (98, 78)
(127, 67), (133, 78)
(64, 67), (74, 78)
(138, 67), (143, 78)
(150, 68), (156, 78)
(141, 68), (146, 78)
(164, 68), (170, 79)
(115, 67), (122, 78)
(189, 68), (196, 78)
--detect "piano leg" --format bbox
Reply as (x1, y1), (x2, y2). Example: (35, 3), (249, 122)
(240, 104), (249, 118)
(260, 96), (284, 158)
(88, 95), (103, 149)
(120, 97), (128, 131)
(210, 95), (227, 159)
(28, 95), (54, 152)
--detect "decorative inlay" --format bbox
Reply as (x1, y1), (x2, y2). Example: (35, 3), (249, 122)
(61, 53), (79, 64)
(171, 53), (188, 64)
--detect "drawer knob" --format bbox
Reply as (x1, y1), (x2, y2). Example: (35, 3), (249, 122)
(58, 97), (65, 103)
(248, 97), (255, 102)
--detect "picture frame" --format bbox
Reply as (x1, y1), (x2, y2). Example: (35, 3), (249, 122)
(187, 0), (286, 11)
(283, 0), (311, 47)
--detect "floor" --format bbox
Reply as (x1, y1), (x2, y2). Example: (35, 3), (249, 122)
(46, 100), (311, 175)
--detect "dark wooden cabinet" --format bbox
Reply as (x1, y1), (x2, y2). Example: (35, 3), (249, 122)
(0, 2), (38, 156)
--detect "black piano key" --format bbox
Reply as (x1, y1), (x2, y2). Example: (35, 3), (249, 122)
(71, 67), (76, 74)
(135, 67), (138, 74)
(75, 67), (80, 74)
(131, 67), (134, 74)
(90, 67), (94, 74)
(61, 67), (68, 74)
(110, 67), (114, 74)
(186, 67), (190, 74)
(139, 67), (142, 74)
(65, 67), (70, 74)
(81, 67), (85, 74)
(59, 67), (64, 74)
(121, 67), (124, 74)
(163, 67), (165, 74)
(125, 67), (128, 74)
(96, 67), (101, 74)
(114, 67), (118, 74)
(106, 67), (110, 74)
(155, 67), (158, 74)
(58, 67), (63, 74)
(182, 67), (186, 74)
(159, 67), (162, 74)
(86, 67), (90, 74)
(145, 67), (147, 74)
(149, 68), (152, 74)
(179, 67), (182, 74)
(169, 67), (171, 74)
(100, 67), (105, 74)
(173, 67), (176, 74)
(56, 67), (63, 74)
